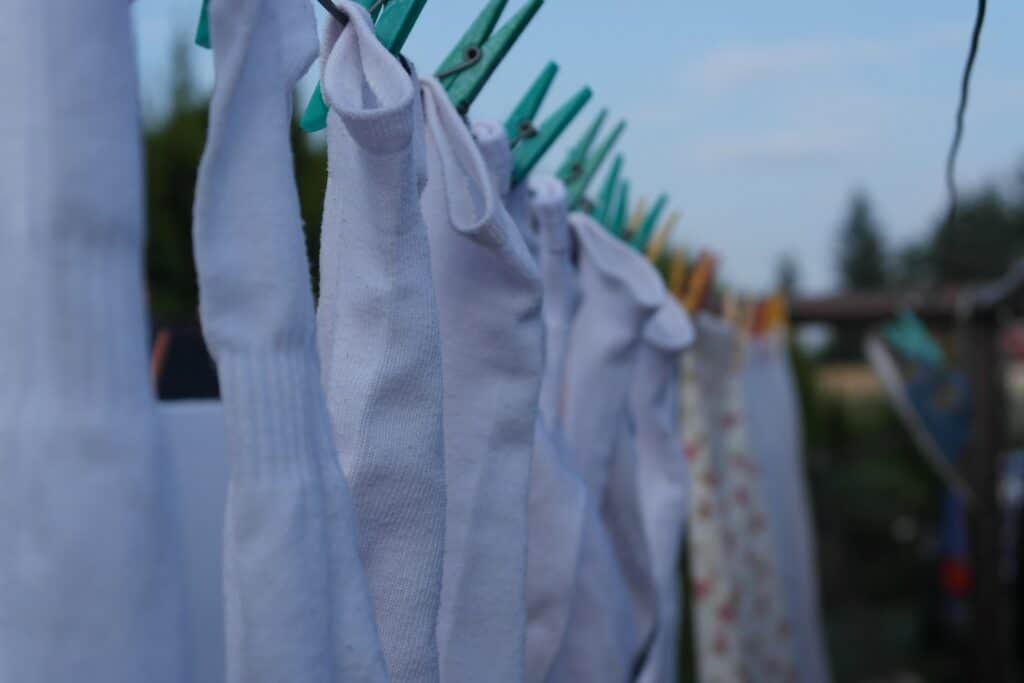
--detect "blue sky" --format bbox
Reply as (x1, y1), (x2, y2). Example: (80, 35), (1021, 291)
(133, 0), (1024, 294)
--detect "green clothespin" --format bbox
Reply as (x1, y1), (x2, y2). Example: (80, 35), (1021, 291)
(556, 108), (607, 183)
(376, 0), (428, 53)
(195, 0), (211, 48)
(301, 0), (426, 133)
(612, 180), (630, 237)
(506, 62), (559, 144)
(440, 0), (544, 114)
(594, 155), (623, 225)
(630, 193), (668, 250)
(884, 312), (947, 368)
(567, 120), (626, 208)
(511, 86), (592, 185)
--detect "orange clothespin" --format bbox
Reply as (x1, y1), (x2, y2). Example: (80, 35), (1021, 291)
(684, 252), (716, 314)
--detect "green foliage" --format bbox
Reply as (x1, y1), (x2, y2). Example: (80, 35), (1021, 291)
(837, 191), (890, 291)
(144, 37), (327, 320)
(931, 190), (1024, 283)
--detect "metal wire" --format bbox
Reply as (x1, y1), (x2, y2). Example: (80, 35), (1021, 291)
(945, 0), (988, 225)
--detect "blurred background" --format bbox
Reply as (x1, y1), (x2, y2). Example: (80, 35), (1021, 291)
(135, 1), (1024, 680)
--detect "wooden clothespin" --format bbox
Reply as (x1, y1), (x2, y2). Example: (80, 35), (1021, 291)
(506, 64), (592, 185)
(645, 211), (681, 263)
(669, 249), (688, 302)
(299, 0), (429, 132)
(683, 252), (716, 314)
(437, 0), (544, 114)
(625, 198), (648, 239)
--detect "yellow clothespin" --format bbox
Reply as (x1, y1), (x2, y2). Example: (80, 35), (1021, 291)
(625, 198), (648, 239)
(669, 249), (688, 303)
(645, 211), (681, 263)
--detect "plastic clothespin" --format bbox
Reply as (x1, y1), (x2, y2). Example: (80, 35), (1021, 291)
(556, 109), (607, 184)
(645, 211), (681, 262)
(511, 86), (592, 185)
(567, 120), (626, 207)
(630, 193), (668, 250)
(506, 62), (559, 144)
(669, 249), (688, 300)
(439, 0), (544, 114)
(625, 197), (648, 238)
(612, 180), (630, 236)
(301, 0), (427, 133)
(594, 155), (623, 227)
(195, 0), (211, 48)
(684, 252), (717, 314)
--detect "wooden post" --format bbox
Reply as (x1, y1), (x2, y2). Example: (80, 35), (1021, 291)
(963, 319), (1015, 682)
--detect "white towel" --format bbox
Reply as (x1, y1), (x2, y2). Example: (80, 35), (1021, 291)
(0, 1), (188, 680)
(193, 1), (387, 680)
(633, 301), (696, 683)
(559, 213), (665, 680)
(522, 176), (587, 682)
(420, 78), (543, 683)
(316, 5), (446, 681)
(744, 333), (831, 683)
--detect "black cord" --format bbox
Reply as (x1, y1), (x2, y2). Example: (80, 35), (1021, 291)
(945, 0), (988, 225)
(315, 0), (349, 27)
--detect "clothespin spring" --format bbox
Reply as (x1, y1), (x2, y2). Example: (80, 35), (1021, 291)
(436, 48), (484, 80)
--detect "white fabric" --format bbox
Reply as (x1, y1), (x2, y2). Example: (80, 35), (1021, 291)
(160, 401), (229, 683)
(0, 2), (189, 679)
(315, 6), (447, 682)
(744, 334), (831, 683)
(472, 120), (537, 256)
(680, 322), (745, 683)
(558, 213), (665, 680)
(715, 341), (797, 683)
(633, 301), (696, 683)
(420, 79), (543, 682)
(521, 176), (587, 682)
(193, 2), (387, 679)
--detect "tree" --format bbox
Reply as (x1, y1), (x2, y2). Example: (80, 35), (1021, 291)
(837, 191), (889, 291)
(776, 253), (801, 297)
(930, 190), (1024, 284)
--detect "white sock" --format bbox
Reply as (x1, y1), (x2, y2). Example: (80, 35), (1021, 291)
(632, 301), (695, 683)
(471, 120), (538, 257)
(0, 2), (189, 680)
(743, 333), (831, 683)
(561, 212), (666, 678)
(193, 2), (387, 680)
(420, 77), (543, 683)
(316, 6), (446, 681)
(531, 175), (580, 427)
(521, 176), (588, 682)
(681, 322), (746, 683)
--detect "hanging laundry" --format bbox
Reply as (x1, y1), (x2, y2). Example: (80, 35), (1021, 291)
(418, 78), (543, 683)
(0, 1), (189, 680)
(191, 1), (388, 681)
(682, 319), (746, 683)
(523, 175), (588, 683)
(559, 212), (667, 680)
(743, 331), (832, 683)
(633, 301), (697, 683)
(315, 4), (446, 681)
(714, 328), (797, 682)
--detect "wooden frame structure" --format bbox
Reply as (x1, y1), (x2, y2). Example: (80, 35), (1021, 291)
(790, 263), (1024, 683)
